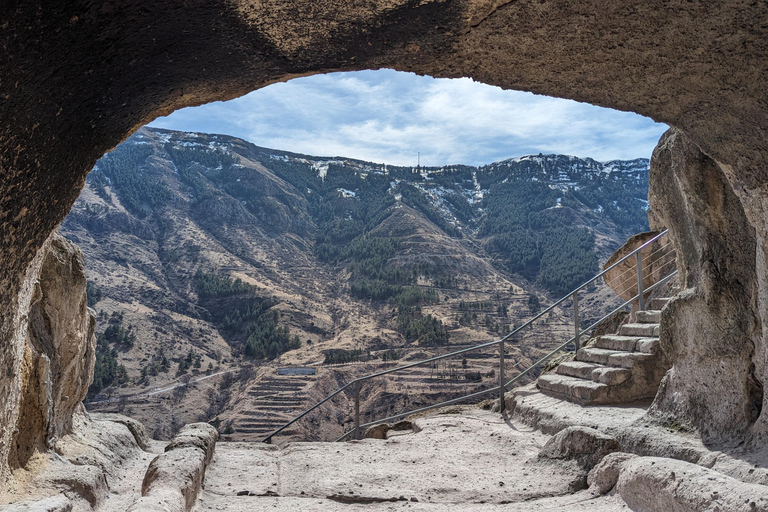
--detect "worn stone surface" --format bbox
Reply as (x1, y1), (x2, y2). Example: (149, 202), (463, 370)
(616, 456), (768, 512)
(131, 447), (207, 512)
(587, 452), (638, 495)
(192, 492), (629, 511)
(193, 408), (627, 510)
(538, 426), (620, 471)
(1, 495), (73, 512)
(0, 401), (156, 509)
(88, 413), (151, 451)
(164, 423), (219, 465)
(507, 385), (648, 435)
(128, 422), (218, 512)
(648, 128), (761, 444)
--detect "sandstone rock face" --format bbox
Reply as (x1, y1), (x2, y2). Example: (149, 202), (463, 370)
(647, 129), (761, 444)
(2, 0), (768, 478)
(3, 232), (96, 473)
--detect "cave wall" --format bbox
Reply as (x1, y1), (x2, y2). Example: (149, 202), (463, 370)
(5, 232), (96, 470)
(648, 129), (761, 444)
(2, 0), (768, 472)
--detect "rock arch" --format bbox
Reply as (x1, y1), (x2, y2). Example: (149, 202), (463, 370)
(2, 0), (768, 474)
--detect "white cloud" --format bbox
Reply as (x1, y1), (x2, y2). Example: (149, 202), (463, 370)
(149, 69), (668, 166)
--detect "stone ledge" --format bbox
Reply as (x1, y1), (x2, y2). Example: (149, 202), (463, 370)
(127, 423), (218, 512)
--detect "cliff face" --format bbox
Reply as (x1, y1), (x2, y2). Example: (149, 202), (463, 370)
(3, 233), (96, 472)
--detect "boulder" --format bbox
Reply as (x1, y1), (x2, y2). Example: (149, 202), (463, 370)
(538, 426), (621, 470)
(587, 452), (638, 494)
(364, 424), (390, 440)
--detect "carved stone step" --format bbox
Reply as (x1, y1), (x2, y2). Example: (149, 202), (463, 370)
(591, 366), (632, 385)
(537, 374), (610, 403)
(649, 297), (671, 310)
(595, 335), (641, 352)
(556, 361), (632, 385)
(576, 347), (655, 368)
(556, 361), (601, 379)
(619, 323), (659, 337)
(635, 338), (660, 354)
(636, 310), (661, 323)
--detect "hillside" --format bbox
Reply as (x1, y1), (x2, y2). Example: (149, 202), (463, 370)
(61, 127), (649, 439)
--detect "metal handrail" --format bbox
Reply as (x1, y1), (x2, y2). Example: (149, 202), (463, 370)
(262, 230), (675, 443)
(334, 269), (678, 441)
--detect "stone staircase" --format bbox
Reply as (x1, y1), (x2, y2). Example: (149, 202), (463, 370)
(537, 297), (671, 405)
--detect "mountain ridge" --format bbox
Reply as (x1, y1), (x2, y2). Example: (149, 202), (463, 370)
(63, 126), (649, 439)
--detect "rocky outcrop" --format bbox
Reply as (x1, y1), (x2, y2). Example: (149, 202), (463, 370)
(0, 232), (153, 508)
(4, 232), (96, 473)
(647, 129), (761, 444)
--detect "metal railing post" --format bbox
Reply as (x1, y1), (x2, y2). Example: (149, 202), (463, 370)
(354, 381), (361, 440)
(636, 250), (644, 311)
(499, 340), (506, 413)
(572, 291), (580, 351)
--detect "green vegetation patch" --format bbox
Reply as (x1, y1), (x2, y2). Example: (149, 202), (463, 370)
(88, 312), (130, 396)
(194, 271), (299, 359)
(93, 142), (170, 217)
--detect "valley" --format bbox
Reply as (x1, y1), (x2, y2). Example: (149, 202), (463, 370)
(61, 127), (650, 441)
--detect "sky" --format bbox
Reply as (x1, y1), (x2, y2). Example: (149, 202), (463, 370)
(149, 69), (668, 167)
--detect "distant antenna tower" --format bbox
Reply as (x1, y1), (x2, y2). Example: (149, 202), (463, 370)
(418, 152), (420, 168)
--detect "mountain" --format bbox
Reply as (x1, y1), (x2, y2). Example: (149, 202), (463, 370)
(61, 127), (649, 439)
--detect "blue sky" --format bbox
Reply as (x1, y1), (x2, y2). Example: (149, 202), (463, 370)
(149, 69), (667, 167)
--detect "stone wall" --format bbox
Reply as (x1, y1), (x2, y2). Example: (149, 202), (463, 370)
(2, 0), (768, 472)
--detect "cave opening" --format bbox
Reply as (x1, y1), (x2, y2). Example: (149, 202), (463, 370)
(3, 3), (768, 504)
(69, 69), (671, 441)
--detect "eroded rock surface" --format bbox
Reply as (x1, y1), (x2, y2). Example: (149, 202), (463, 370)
(538, 426), (620, 471)
(193, 408), (626, 510)
(128, 423), (218, 512)
(616, 456), (768, 512)
(4, 233), (96, 472)
(648, 128), (761, 443)
(0, 234), (153, 509)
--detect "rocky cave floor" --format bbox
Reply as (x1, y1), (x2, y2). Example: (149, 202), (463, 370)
(7, 385), (768, 511)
